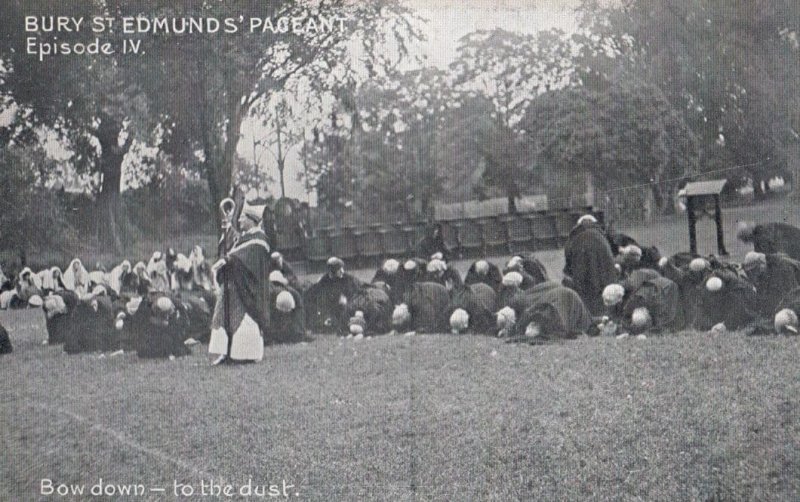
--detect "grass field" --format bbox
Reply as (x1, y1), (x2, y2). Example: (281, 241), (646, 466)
(3, 198), (800, 501)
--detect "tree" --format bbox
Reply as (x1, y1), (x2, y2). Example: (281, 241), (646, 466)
(0, 0), (155, 252)
(576, 0), (800, 197)
(0, 146), (73, 266)
(523, 80), (699, 219)
(450, 28), (578, 211)
(124, 0), (423, 225)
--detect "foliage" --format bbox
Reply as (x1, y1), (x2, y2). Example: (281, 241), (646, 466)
(576, 0), (800, 195)
(0, 146), (73, 264)
(523, 80), (699, 219)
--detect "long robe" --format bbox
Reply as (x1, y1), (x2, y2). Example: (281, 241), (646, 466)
(125, 293), (192, 359)
(450, 283), (497, 334)
(372, 269), (403, 305)
(63, 296), (115, 354)
(268, 284), (307, 344)
(750, 254), (800, 317)
(0, 322), (11, 354)
(405, 281), (451, 333)
(208, 228), (271, 361)
(43, 290), (79, 345)
(349, 283), (393, 335)
(621, 276), (684, 333)
(306, 272), (363, 333)
(563, 222), (618, 315)
(695, 271), (760, 330)
(512, 284), (593, 342)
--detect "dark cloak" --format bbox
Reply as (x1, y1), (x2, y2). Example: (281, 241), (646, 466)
(563, 222), (618, 315)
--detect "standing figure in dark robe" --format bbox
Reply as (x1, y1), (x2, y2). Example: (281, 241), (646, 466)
(449, 282), (497, 335)
(391, 281), (451, 333)
(267, 271), (307, 344)
(269, 251), (300, 290)
(208, 201), (271, 364)
(464, 259), (503, 292)
(563, 215), (618, 315)
(416, 222), (451, 261)
(738, 222), (800, 261)
(742, 251), (800, 318)
(509, 284), (593, 343)
(0, 321), (11, 354)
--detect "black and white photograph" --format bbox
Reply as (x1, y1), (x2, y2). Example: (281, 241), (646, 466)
(2, 0), (800, 499)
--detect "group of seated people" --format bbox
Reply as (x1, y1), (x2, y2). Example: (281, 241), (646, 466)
(1, 217), (799, 358)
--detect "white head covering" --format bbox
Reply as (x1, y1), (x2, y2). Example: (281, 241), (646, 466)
(241, 201), (265, 224)
(621, 245), (642, 260)
(449, 308), (469, 334)
(172, 253), (191, 273)
(775, 308), (798, 334)
(43, 294), (67, 319)
(88, 270), (108, 288)
(382, 259), (400, 275)
(426, 259), (447, 274)
(109, 260), (131, 294)
(502, 272), (523, 288)
(577, 214), (597, 225)
(63, 259), (88, 294)
(269, 270), (289, 286)
(496, 306), (516, 330)
(602, 284), (626, 307)
(474, 260), (489, 275)
(506, 256), (523, 271)
(689, 258), (710, 273)
(743, 251), (767, 268)
(430, 252), (444, 261)
(705, 276), (723, 292)
(154, 296), (175, 314)
(404, 259), (417, 271)
(38, 269), (55, 291)
(275, 291), (296, 312)
(631, 307), (652, 329)
(524, 322), (541, 338)
(392, 303), (411, 327)
(658, 257), (669, 269)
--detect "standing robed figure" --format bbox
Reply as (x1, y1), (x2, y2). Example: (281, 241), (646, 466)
(209, 199), (271, 364)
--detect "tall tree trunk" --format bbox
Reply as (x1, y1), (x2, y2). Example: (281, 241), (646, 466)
(95, 113), (127, 254)
(207, 95), (248, 227)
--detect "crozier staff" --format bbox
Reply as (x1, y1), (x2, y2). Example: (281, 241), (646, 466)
(208, 201), (271, 365)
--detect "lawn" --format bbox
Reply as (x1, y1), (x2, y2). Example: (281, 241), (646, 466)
(2, 198), (800, 501)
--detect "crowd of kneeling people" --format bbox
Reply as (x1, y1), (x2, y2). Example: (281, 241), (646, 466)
(1, 215), (800, 358)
